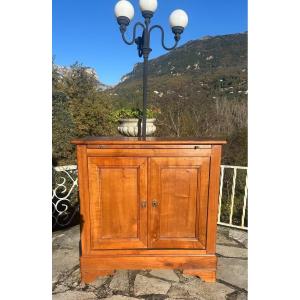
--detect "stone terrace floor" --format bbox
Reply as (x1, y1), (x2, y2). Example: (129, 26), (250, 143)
(52, 225), (248, 300)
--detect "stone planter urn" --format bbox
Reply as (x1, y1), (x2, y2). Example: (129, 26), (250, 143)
(118, 118), (156, 137)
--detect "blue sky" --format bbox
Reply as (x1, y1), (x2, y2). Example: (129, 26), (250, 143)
(53, 0), (247, 85)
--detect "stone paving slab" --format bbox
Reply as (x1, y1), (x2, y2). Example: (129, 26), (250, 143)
(52, 225), (248, 299)
(52, 249), (79, 283)
(90, 276), (109, 288)
(184, 278), (235, 300)
(167, 282), (190, 298)
(103, 296), (142, 300)
(134, 274), (171, 296)
(217, 257), (248, 290)
(216, 227), (239, 247)
(216, 244), (248, 258)
(110, 270), (130, 293)
(236, 292), (248, 300)
(53, 291), (97, 300)
(52, 225), (80, 250)
(229, 229), (248, 248)
(52, 225), (80, 283)
(149, 270), (179, 282)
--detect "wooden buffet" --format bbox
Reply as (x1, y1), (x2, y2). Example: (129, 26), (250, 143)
(71, 137), (226, 283)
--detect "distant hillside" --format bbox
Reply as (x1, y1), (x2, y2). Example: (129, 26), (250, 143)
(110, 32), (247, 100)
(106, 32), (248, 165)
(120, 32), (247, 83)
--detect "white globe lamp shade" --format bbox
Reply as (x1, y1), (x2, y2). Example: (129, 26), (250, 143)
(114, 0), (135, 20)
(139, 0), (158, 13)
(169, 9), (189, 28)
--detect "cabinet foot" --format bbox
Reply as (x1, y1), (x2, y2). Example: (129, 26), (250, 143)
(81, 270), (114, 284)
(183, 269), (216, 283)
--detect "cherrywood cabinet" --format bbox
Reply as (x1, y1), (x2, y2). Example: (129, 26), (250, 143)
(72, 137), (226, 283)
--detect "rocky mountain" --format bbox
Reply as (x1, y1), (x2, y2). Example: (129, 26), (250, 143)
(109, 32), (248, 105)
(56, 66), (112, 91)
(117, 32), (247, 86)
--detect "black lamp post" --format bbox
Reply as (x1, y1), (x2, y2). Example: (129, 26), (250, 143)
(114, 0), (188, 139)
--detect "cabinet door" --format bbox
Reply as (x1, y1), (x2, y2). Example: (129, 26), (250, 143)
(149, 157), (210, 249)
(88, 157), (147, 249)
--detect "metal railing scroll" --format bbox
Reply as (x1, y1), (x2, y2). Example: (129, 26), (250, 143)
(52, 165), (79, 229)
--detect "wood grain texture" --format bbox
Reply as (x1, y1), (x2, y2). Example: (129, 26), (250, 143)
(80, 254), (217, 283)
(87, 249), (208, 256)
(81, 269), (114, 284)
(71, 136), (226, 145)
(88, 157), (147, 249)
(87, 144), (212, 149)
(81, 254), (216, 270)
(206, 145), (222, 254)
(76, 145), (91, 256)
(149, 157), (210, 249)
(160, 167), (198, 238)
(86, 148), (212, 157)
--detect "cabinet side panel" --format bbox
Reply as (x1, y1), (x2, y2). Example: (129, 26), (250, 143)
(206, 145), (222, 254)
(76, 145), (91, 255)
(198, 158), (210, 247)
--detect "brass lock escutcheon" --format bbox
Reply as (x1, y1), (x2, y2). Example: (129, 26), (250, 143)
(141, 200), (147, 208)
(152, 199), (159, 208)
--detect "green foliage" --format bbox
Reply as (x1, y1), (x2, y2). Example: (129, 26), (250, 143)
(52, 90), (76, 165)
(111, 108), (142, 120)
(52, 62), (117, 166)
(111, 106), (161, 122)
(145, 107), (161, 118)
(222, 127), (248, 166)
(219, 167), (248, 226)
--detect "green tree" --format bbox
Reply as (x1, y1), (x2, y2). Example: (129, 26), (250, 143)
(62, 63), (116, 137)
(52, 62), (117, 165)
(52, 90), (76, 165)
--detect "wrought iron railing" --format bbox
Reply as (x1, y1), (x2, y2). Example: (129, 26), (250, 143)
(52, 165), (79, 229)
(52, 164), (248, 230)
(218, 165), (248, 230)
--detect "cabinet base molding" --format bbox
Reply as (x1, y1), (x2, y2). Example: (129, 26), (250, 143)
(80, 254), (217, 283)
(81, 270), (114, 283)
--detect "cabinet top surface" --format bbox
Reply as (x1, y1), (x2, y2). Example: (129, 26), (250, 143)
(71, 136), (227, 145)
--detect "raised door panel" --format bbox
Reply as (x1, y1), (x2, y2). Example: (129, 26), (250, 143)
(88, 157), (147, 249)
(149, 157), (210, 249)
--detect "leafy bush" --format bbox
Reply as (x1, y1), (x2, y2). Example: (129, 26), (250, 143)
(52, 62), (117, 166)
(111, 107), (160, 122)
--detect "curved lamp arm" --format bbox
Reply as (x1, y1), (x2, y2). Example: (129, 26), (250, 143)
(149, 25), (178, 51)
(121, 22), (145, 45)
